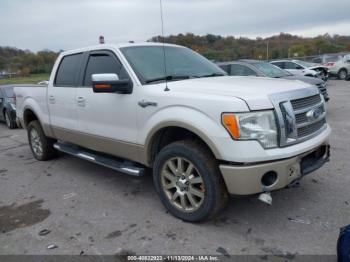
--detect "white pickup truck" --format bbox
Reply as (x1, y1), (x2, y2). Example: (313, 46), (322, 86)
(15, 43), (331, 221)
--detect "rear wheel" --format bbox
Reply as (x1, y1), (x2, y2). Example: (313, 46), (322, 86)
(27, 120), (57, 161)
(4, 110), (17, 129)
(153, 140), (228, 222)
(338, 69), (348, 80)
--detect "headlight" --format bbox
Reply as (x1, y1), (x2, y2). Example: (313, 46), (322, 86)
(222, 111), (278, 148)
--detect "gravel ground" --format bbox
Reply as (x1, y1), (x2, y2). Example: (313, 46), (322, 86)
(0, 80), (349, 257)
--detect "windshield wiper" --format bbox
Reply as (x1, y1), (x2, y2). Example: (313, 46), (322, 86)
(195, 73), (226, 78)
(145, 75), (192, 84)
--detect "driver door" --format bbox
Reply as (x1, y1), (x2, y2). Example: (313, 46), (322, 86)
(75, 50), (138, 160)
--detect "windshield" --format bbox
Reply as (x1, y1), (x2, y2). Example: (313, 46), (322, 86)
(295, 60), (313, 68)
(253, 62), (291, 78)
(325, 55), (342, 63)
(121, 46), (226, 84)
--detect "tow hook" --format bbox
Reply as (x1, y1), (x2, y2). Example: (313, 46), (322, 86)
(258, 192), (272, 205)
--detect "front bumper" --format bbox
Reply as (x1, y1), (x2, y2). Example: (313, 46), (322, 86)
(220, 144), (330, 195)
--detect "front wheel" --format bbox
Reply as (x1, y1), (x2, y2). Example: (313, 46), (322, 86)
(27, 120), (57, 161)
(153, 140), (228, 222)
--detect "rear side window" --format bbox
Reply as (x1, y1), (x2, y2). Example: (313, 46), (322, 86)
(83, 53), (125, 86)
(230, 64), (257, 76)
(55, 53), (83, 86)
(284, 62), (301, 70)
(272, 62), (284, 69)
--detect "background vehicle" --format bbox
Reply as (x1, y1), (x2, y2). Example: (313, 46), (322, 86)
(218, 60), (329, 101)
(0, 85), (18, 129)
(271, 60), (328, 81)
(312, 54), (350, 80)
(15, 43), (331, 222)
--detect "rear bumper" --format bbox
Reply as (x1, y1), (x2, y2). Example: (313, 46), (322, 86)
(220, 144), (330, 195)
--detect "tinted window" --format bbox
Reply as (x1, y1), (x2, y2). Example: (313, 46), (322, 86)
(55, 53), (83, 86)
(83, 54), (124, 86)
(229, 64), (257, 76)
(271, 62), (284, 69)
(284, 62), (302, 70)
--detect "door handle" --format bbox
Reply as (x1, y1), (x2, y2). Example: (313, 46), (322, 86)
(138, 100), (157, 108)
(77, 97), (86, 107)
(49, 95), (55, 104)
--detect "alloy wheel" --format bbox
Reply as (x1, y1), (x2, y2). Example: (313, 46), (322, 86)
(30, 128), (43, 157)
(160, 157), (205, 212)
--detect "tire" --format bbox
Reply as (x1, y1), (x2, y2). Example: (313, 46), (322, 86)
(153, 140), (228, 222)
(4, 110), (17, 129)
(338, 69), (348, 80)
(27, 120), (57, 161)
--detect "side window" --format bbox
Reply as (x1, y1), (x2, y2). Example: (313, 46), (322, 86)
(230, 64), (257, 76)
(83, 53), (127, 86)
(285, 62), (302, 70)
(219, 64), (230, 73)
(55, 53), (83, 86)
(272, 62), (284, 69)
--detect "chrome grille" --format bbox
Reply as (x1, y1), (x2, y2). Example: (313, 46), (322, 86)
(291, 95), (321, 111)
(298, 119), (326, 138)
(270, 89), (327, 147)
(290, 94), (326, 141)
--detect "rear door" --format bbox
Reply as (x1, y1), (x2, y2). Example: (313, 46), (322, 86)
(48, 53), (83, 140)
(75, 50), (138, 158)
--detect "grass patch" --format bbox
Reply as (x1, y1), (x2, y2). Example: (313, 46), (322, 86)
(0, 74), (49, 85)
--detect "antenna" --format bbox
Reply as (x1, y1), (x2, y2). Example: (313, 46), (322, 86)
(159, 0), (170, 91)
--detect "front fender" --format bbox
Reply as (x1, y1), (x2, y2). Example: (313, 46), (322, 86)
(140, 106), (231, 165)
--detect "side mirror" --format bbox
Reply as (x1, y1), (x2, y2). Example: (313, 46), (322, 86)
(92, 74), (133, 94)
(296, 66), (303, 70)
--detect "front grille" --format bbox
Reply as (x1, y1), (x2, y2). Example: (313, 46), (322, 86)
(298, 119), (326, 138)
(295, 112), (308, 124)
(291, 94), (326, 140)
(291, 94), (321, 111)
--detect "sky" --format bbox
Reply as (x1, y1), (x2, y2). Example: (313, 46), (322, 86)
(1, 0), (350, 52)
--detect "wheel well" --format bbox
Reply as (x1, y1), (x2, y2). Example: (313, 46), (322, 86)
(148, 126), (215, 166)
(339, 68), (348, 73)
(23, 109), (39, 127)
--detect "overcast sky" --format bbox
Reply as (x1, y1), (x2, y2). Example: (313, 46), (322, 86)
(1, 0), (350, 52)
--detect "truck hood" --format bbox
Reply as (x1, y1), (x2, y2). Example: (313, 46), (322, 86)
(167, 76), (316, 110)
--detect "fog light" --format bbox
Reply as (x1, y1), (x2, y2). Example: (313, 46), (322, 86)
(261, 171), (278, 187)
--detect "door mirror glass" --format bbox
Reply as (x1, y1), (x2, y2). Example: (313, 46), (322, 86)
(92, 74), (133, 94)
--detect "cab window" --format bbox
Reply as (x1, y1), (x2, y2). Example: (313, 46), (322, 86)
(83, 52), (129, 86)
(54, 53), (83, 87)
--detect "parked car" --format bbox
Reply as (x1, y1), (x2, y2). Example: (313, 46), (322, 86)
(15, 43), (331, 222)
(218, 60), (329, 101)
(271, 60), (328, 81)
(312, 54), (350, 80)
(0, 85), (18, 129)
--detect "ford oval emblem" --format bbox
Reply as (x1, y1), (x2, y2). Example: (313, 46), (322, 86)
(306, 106), (323, 121)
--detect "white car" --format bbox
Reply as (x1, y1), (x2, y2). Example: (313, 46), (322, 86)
(313, 54), (350, 80)
(15, 43), (331, 221)
(271, 60), (328, 81)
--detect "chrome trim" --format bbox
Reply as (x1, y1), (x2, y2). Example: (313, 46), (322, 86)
(269, 87), (326, 147)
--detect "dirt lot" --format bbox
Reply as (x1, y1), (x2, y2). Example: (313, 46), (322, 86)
(0, 80), (349, 257)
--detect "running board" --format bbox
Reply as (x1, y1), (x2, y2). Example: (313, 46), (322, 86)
(53, 142), (145, 176)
